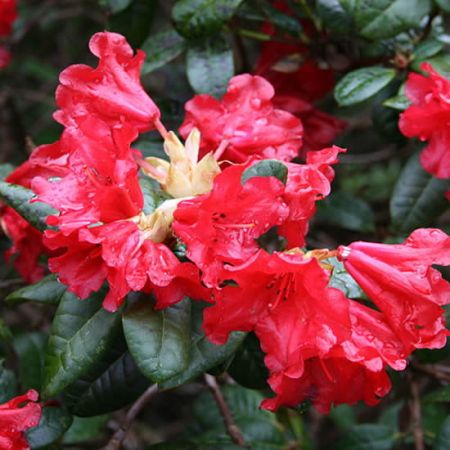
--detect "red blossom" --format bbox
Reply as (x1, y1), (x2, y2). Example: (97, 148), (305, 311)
(338, 228), (450, 350)
(399, 63), (450, 178)
(0, 390), (41, 450)
(0, 45), (11, 69)
(172, 163), (289, 287)
(0, 0), (16, 37)
(279, 146), (344, 248)
(55, 32), (160, 132)
(179, 74), (303, 163)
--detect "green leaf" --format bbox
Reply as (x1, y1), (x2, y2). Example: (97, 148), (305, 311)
(142, 29), (186, 74)
(328, 257), (363, 299)
(140, 177), (171, 215)
(422, 54), (450, 78)
(316, 191), (375, 232)
(123, 298), (191, 383)
(26, 405), (73, 449)
(42, 290), (122, 398)
(13, 332), (47, 391)
(0, 181), (56, 231)
(241, 160), (288, 186)
(63, 415), (108, 444)
(316, 0), (356, 34)
(227, 333), (268, 390)
(0, 163), (14, 180)
(254, 1), (302, 36)
(435, 416), (450, 450)
(108, 0), (157, 47)
(65, 349), (150, 417)
(436, 0), (450, 13)
(336, 424), (396, 450)
(160, 303), (246, 390)
(0, 359), (16, 402)
(335, 67), (397, 106)
(173, 0), (244, 38)
(355, 0), (432, 40)
(414, 38), (444, 61)
(0, 319), (12, 343)
(6, 275), (67, 305)
(383, 94), (410, 111)
(390, 152), (450, 233)
(186, 35), (234, 96)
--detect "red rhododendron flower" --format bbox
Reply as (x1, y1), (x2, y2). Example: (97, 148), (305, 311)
(338, 228), (450, 350)
(0, 0), (16, 37)
(55, 32), (160, 132)
(399, 63), (450, 178)
(172, 163), (289, 287)
(262, 357), (391, 414)
(280, 146), (344, 248)
(204, 249), (404, 412)
(273, 95), (346, 154)
(179, 74), (303, 163)
(0, 390), (41, 450)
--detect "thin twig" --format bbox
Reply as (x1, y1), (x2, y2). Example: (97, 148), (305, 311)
(412, 362), (450, 382)
(204, 374), (248, 448)
(410, 377), (425, 450)
(101, 384), (158, 450)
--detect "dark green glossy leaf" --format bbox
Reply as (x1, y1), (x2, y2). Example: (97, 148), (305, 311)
(390, 152), (450, 233)
(0, 319), (12, 342)
(316, 191), (375, 232)
(100, 0), (132, 13)
(241, 160), (288, 186)
(228, 333), (268, 390)
(435, 416), (450, 450)
(355, 0), (432, 40)
(335, 67), (396, 106)
(160, 303), (246, 390)
(383, 94), (410, 111)
(142, 29), (186, 74)
(0, 359), (16, 402)
(414, 39), (444, 61)
(13, 332), (47, 391)
(316, 0), (355, 34)
(328, 257), (363, 299)
(436, 0), (450, 12)
(108, 0), (157, 47)
(336, 424), (396, 450)
(42, 290), (122, 398)
(0, 181), (56, 231)
(26, 405), (73, 449)
(123, 298), (191, 383)
(173, 0), (244, 38)
(186, 35), (234, 96)
(6, 275), (66, 305)
(0, 163), (14, 180)
(421, 54), (450, 78)
(63, 415), (108, 444)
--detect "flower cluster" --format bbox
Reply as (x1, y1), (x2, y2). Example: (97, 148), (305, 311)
(2, 31), (450, 414)
(0, 390), (41, 450)
(400, 63), (450, 179)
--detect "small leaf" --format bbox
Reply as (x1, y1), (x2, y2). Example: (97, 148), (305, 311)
(328, 257), (364, 299)
(414, 39), (444, 61)
(13, 332), (47, 391)
(123, 298), (191, 383)
(383, 94), (411, 111)
(0, 163), (14, 180)
(100, 0), (132, 13)
(0, 181), (57, 231)
(390, 152), (450, 233)
(436, 0), (450, 13)
(142, 29), (186, 74)
(424, 387), (450, 403)
(0, 360), (16, 402)
(140, 177), (171, 215)
(241, 160), (288, 186)
(6, 275), (67, 305)
(186, 35), (234, 97)
(43, 290), (122, 398)
(173, 0), (244, 38)
(336, 424), (396, 450)
(316, 0), (355, 34)
(26, 405), (73, 449)
(316, 191), (375, 232)
(335, 67), (397, 106)
(435, 416), (450, 450)
(160, 303), (246, 390)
